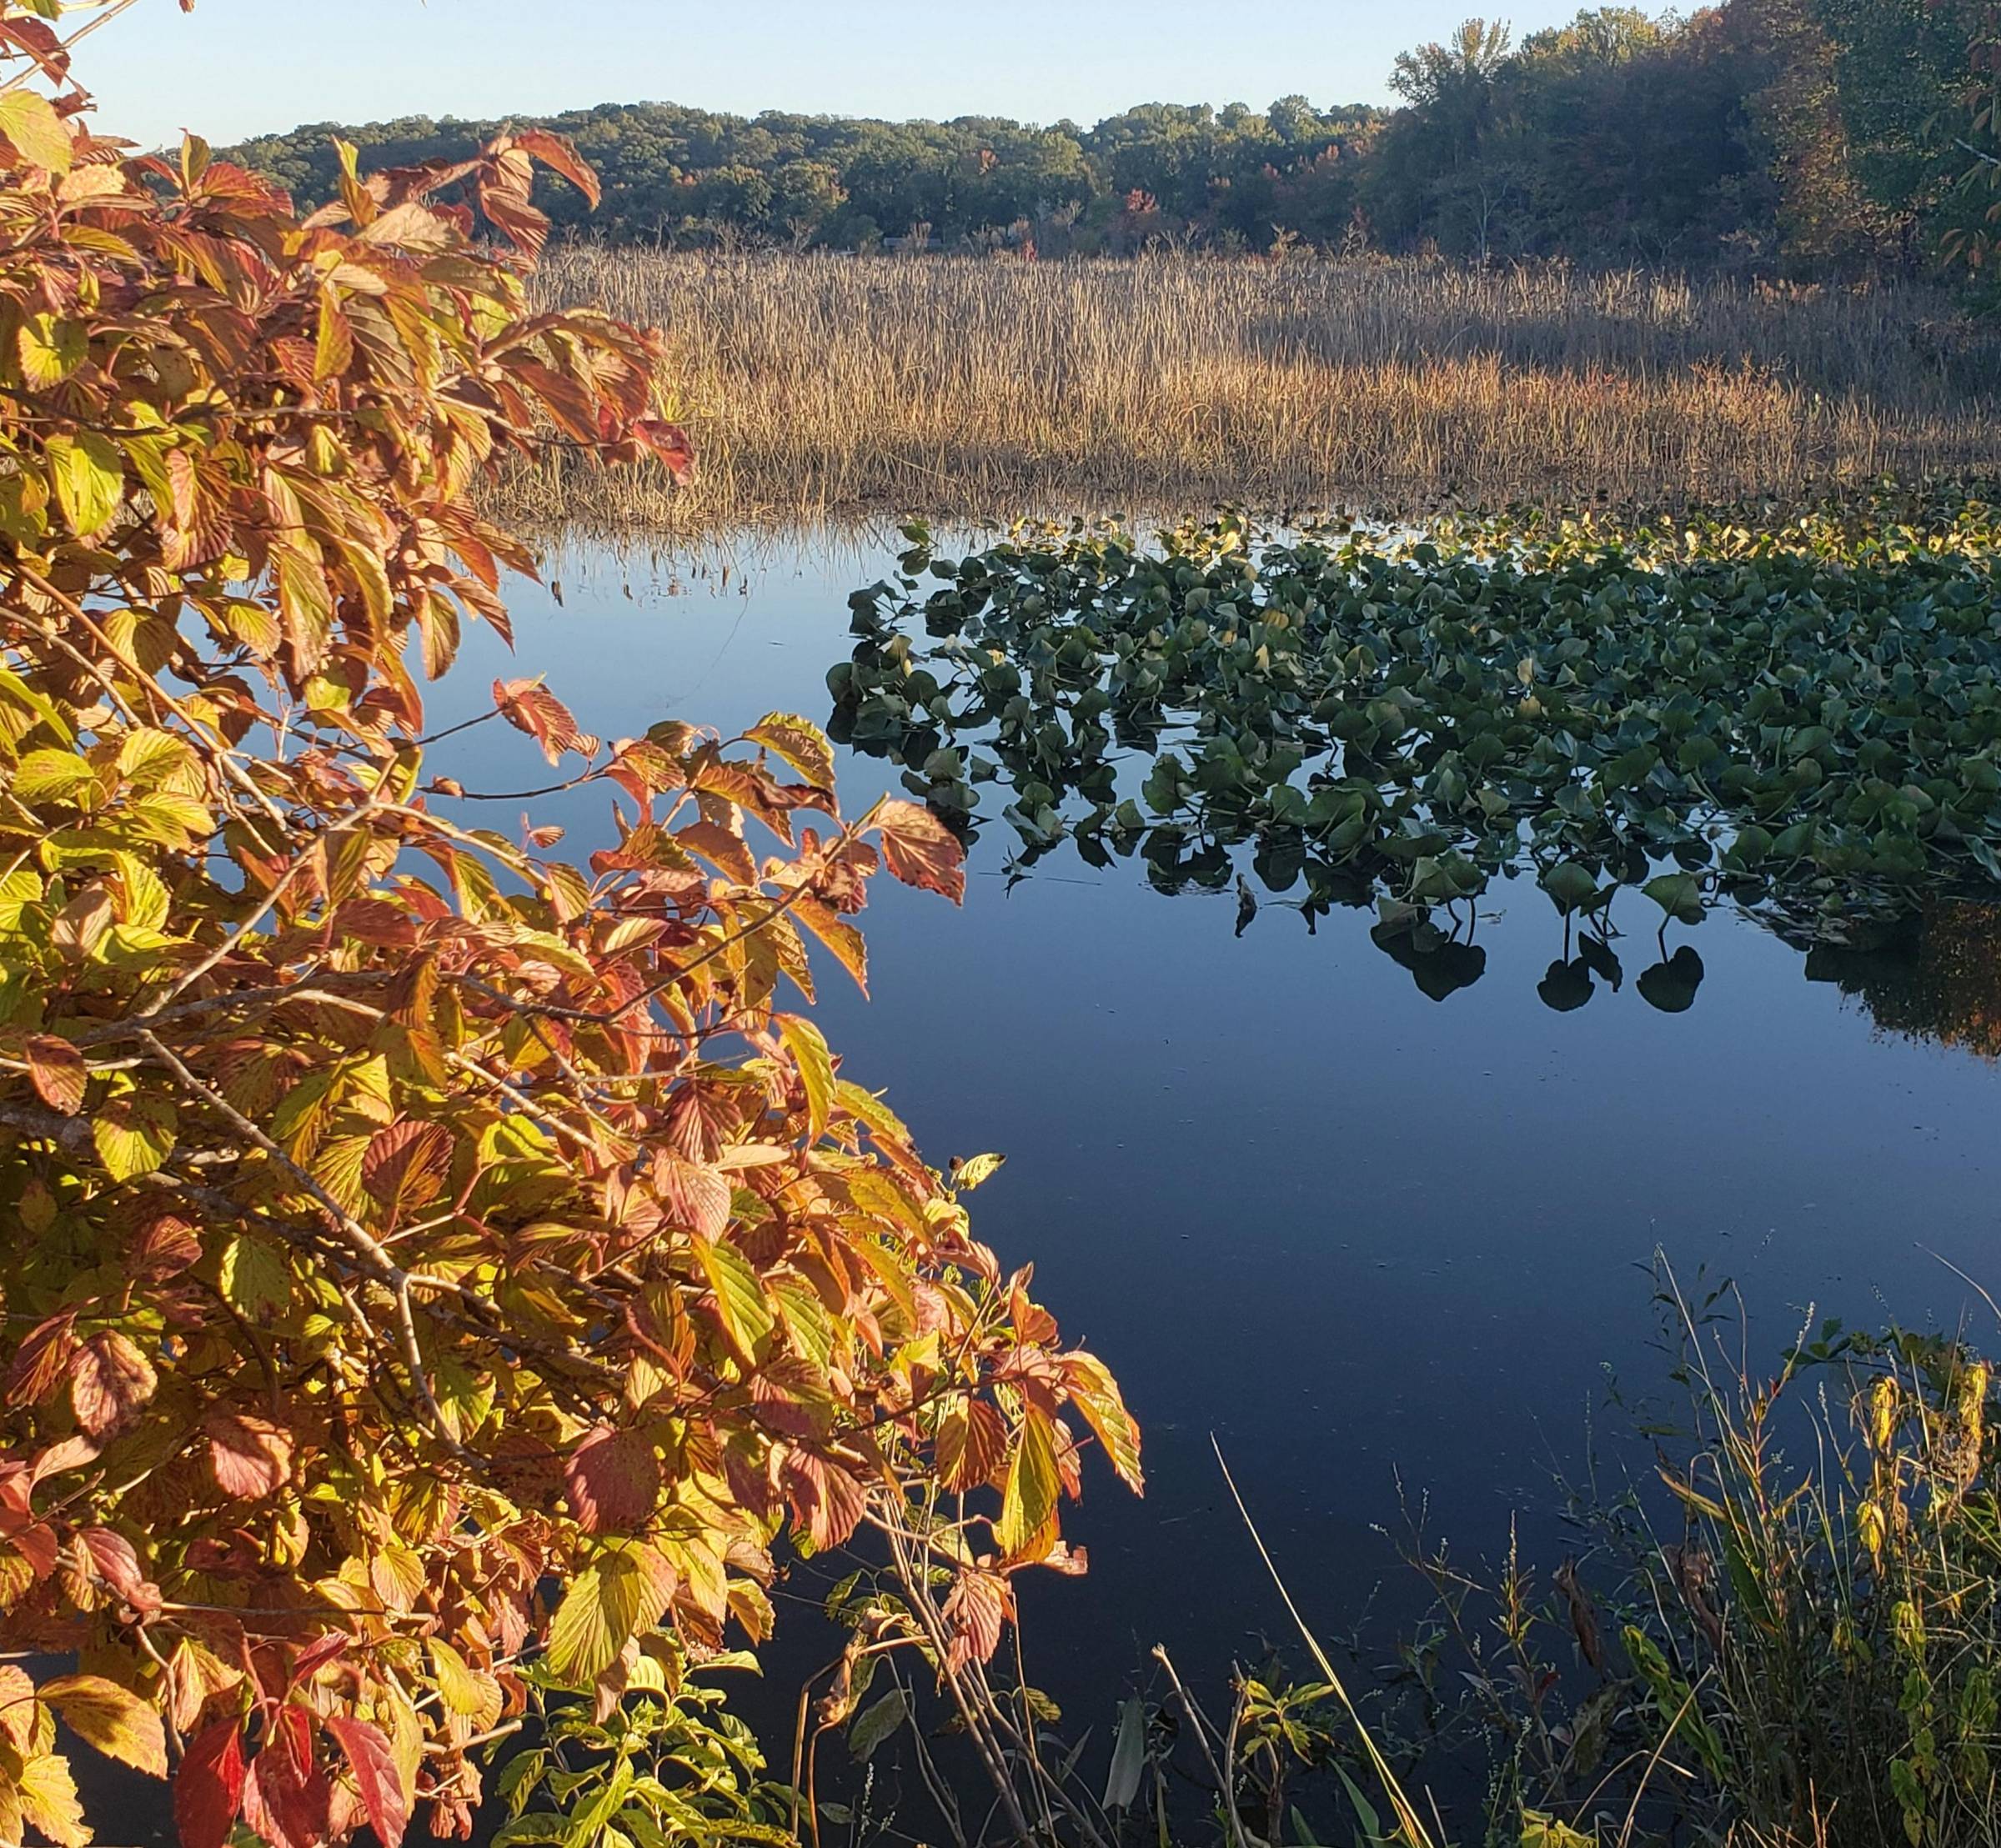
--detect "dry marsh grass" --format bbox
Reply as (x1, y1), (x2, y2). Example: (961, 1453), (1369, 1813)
(500, 248), (2001, 531)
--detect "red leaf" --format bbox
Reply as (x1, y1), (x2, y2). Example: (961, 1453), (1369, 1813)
(4, 1311), (77, 1406)
(326, 1715), (408, 1848)
(562, 1425), (662, 1535)
(206, 1410), (293, 1500)
(174, 1719), (246, 1848)
(937, 1397), (1008, 1492)
(780, 1447), (869, 1550)
(874, 800), (965, 904)
(70, 1330), (156, 1435)
(634, 418), (695, 485)
(653, 1150), (730, 1241)
(24, 1033), (86, 1114)
(361, 1119), (452, 1224)
(941, 1567), (1012, 1672)
(509, 128), (601, 208)
(80, 1526), (159, 1614)
(243, 1706), (328, 1848)
(492, 677), (596, 765)
(129, 1210), (201, 1280)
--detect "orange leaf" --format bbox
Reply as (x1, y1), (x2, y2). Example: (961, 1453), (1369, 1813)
(875, 800), (965, 903)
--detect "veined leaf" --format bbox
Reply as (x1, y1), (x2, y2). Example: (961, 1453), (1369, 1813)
(546, 1554), (648, 1685)
(38, 1675), (166, 1775)
(693, 1234), (775, 1364)
(777, 1014), (835, 1139)
(995, 1406), (1061, 1560)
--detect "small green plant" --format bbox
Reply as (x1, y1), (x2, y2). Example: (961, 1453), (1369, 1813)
(1388, 1260), (2001, 1848)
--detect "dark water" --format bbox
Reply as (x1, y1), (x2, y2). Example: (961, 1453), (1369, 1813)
(427, 528), (2001, 1753)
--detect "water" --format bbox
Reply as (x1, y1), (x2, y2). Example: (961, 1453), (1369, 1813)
(431, 528), (2001, 1743)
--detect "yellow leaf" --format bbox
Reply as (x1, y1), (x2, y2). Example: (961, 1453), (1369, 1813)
(693, 1234), (774, 1365)
(0, 91), (73, 174)
(995, 1407), (1061, 1561)
(38, 1676), (165, 1777)
(427, 1638), (488, 1717)
(16, 1750), (88, 1846)
(951, 1152), (1006, 1192)
(546, 1555), (647, 1685)
(18, 315), (83, 388)
(777, 1014), (835, 1139)
(43, 433), (123, 538)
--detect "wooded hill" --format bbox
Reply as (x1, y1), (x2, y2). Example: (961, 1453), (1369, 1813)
(227, 3), (1998, 278)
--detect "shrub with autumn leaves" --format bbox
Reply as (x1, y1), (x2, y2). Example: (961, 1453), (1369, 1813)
(0, 8), (1140, 1848)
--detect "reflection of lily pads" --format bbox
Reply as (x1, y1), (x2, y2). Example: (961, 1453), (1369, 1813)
(1537, 957), (1595, 1012)
(1577, 934), (1623, 991)
(1372, 923), (1487, 1001)
(1637, 945), (1706, 1012)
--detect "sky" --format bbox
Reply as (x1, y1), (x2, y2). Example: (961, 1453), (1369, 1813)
(78, 0), (1597, 149)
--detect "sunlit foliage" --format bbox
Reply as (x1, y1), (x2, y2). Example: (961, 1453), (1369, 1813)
(0, 9), (1136, 1847)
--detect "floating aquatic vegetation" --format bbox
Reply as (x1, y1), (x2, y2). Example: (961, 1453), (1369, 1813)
(829, 488), (2001, 1003)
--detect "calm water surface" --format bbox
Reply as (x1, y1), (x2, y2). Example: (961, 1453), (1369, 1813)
(432, 527), (2001, 1731)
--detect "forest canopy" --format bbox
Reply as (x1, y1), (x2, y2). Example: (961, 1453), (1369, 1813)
(223, 2), (2001, 277)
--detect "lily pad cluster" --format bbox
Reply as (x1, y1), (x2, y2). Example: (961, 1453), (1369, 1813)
(829, 491), (2001, 999)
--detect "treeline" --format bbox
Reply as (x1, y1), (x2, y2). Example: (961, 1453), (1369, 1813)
(228, 0), (1999, 275)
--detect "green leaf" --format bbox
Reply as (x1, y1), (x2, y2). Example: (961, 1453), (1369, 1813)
(43, 431), (123, 537)
(1642, 870), (1705, 925)
(777, 1014), (835, 1140)
(1103, 1695), (1146, 1810)
(0, 90), (73, 173)
(546, 1555), (647, 1685)
(220, 1234), (291, 1325)
(1541, 861), (1600, 914)
(846, 1688), (909, 1762)
(91, 1093), (175, 1181)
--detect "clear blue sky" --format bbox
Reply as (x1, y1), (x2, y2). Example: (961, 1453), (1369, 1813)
(80, 0), (1597, 148)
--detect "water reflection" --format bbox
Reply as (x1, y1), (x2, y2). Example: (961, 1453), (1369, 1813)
(1804, 899), (2001, 1060)
(418, 525), (2001, 1750)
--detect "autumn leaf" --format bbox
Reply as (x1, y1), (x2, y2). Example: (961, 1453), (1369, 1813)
(68, 1331), (155, 1435)
(23, 1034), (86, 1114)
(16, 1749), (87, 1848)
(39, 1675), (167, 1775)
(324, 1716), (408, 1848)
(43, 431), (123, 538)
(563, 1426), (662, 1535)
(0, 90), (73, 174)
(745, 713), (835, 791)
(493, 677), (598, 764)
(1063, 1351), (1145, 1495)
(692, 1234), (775, 1365)
(546, 1554), (649, 1685)
(937, 1396), (1008, 1492)
(206, 1410), (293, 1500)
(777, 1014), (835, 1139)
(995, 1406), (1061, 1561)
(219, 1234), (290, 1325)
(90, 1093), (175, 1182)
(873, 799), (965, 903)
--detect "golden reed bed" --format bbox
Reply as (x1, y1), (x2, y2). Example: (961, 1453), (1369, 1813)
(497, 248), (2001, 530)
